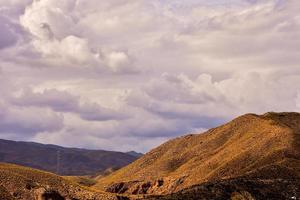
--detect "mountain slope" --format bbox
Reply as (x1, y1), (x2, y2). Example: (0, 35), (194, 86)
(0, 139), (140, 176)
(0, 163), (119, 200)
(143, 177), (300, 200)
(96, 112), (300, 195)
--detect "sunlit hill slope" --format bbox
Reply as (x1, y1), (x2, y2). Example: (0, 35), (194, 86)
(97, 112), (300, 196)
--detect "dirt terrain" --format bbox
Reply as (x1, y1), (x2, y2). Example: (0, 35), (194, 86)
(0, 163), (119, 200)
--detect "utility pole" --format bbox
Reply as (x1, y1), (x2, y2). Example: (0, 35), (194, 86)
(56, 150), (60, 175)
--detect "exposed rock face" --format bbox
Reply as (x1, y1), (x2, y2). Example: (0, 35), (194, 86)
(106, 177), (187, 195)
(107, 181), (152, 195)
(97, 112), (300, 196)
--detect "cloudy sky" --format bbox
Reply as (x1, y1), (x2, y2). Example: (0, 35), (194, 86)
(0, 0), (299, 152)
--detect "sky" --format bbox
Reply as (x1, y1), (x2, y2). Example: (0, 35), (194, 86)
(0, 0), (299, 152)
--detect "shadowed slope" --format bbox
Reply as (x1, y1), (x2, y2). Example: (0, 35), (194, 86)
(96, 112), (300, 195)
(143, 177), (300, 200)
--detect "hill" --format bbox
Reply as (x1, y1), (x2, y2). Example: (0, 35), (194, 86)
(0, 139), (140, 176)
(96, 112), (300, 196)
(0, 163), (120, 200)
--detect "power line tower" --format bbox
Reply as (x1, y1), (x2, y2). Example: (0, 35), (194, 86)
(56, 150), (61, 175)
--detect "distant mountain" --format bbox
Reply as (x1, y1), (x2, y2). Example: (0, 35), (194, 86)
(0, 139), (139, 176)
(96, 112), (300, 197)
(126, 151), (143, 158)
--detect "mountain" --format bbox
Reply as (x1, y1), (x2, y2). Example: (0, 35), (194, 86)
(0, 139), (140, 176)
(0, 163), (120, 200)
(126, 151), (144, 158)
(96, 112), (300, 197)
(1, 112), (299, 199)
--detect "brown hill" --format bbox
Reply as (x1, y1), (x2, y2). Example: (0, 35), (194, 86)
(0, 139), (141, 176)
(0, 162), (121, 200)
(96, 112), (300, 195)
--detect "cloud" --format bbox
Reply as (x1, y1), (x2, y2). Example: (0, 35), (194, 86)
(19, 0), (136, 72)
(0, 101), (64, 136)
(296, 92), (300, 109)
(127, 71), (300, 121)
(104, 51), (134, 73)
(0, 0), (299, 152)
(19, 0), (76, 39)
(145, 73), (223, 104)
(0, 15), (20, 49)
(13, 88), (129, 121)
(13, 88), (79, 112)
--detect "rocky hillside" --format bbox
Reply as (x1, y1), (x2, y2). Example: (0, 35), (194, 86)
(143, 176), (300, 200)
(0, 139), (141, 176)
(96, 112), (300, 195)
(0, 163), (120, 200)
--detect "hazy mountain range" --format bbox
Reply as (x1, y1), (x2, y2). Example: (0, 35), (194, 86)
(0, 139), (142, 176)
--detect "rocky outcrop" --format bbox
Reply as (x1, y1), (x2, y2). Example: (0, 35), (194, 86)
(143, 177), (300, 200)
(106, 176), (187, 195)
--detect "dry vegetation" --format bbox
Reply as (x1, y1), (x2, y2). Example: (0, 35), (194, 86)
(96, 112), (300, 196)
(0, 163), (119, 200)
(64, 176), (97, 187)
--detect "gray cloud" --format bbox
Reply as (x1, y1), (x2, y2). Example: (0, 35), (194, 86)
(13, 89), (79, 112)
(0, 101), (64, 136)
(13, 89), (130, 121)
(0, 0), (299, 152)
(0, 16), (19, 49)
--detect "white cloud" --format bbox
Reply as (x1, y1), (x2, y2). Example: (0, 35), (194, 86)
(127, 71), (300, 120)
(19, 0), (136, 71)
(0, 0), (299, 152)
(19, 0), (76, 39)
(104, 51), (133, 72)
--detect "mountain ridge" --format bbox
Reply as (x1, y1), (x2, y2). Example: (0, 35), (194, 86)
(96, 112), (300, 195)
(0, 138), (141, 176)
